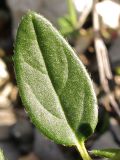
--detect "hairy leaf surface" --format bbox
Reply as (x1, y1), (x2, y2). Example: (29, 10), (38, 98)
(14, 11), (98, 146)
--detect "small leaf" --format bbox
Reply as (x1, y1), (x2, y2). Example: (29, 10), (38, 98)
(91, 148), (120, 159)
(67, 0), (77, 27)
(14, 11), (98, 153)
(0, 149), (5, 160)
(58, 15), (74, 36)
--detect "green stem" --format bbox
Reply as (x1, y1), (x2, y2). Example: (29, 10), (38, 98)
(76, 140), (92, 160)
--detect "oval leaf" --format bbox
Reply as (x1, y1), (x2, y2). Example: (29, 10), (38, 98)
(14, 11), (98, 146)
(91, 148), (120, 159)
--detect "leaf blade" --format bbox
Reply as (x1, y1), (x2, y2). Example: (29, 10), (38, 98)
(14, 11), (98, 146)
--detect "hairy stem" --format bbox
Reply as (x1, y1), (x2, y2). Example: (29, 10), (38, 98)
(76, 141), (92, 160)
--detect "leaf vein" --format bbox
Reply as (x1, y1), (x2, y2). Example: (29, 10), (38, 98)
(31, 16), (76, 140)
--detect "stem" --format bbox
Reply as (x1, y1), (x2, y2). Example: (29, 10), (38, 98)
(77, 2), (92, 29)
(76, 140), (92, 160)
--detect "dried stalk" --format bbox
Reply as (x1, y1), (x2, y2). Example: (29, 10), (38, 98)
(93, 0), (120, 117)
(77, 1), (93, 29)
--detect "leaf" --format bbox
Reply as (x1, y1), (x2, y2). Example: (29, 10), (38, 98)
(58, 15), (74, 35)
(14, 11), (98, 149)
(91, 148), (120, 159)
(58, 0), (78, 37)
(0, 149), (5, 160)
(67, 0), (77, 27)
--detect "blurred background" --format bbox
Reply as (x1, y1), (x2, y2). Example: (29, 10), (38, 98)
(0, 0), (120, 160)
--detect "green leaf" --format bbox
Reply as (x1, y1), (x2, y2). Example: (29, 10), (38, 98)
(67, 0), (77, 27)
(58, 15), (74, 36)
(14, 11), (98, 159)
(91, 148), (120, 159)
(0, 149), (5, 160)
(58, 0), (77, 37)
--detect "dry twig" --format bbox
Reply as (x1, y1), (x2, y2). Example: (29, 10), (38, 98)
(93, 0), (120, 117)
